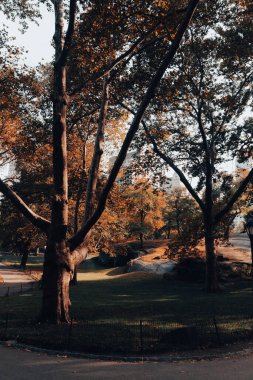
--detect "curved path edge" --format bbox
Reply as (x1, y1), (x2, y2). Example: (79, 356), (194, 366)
(2, 340), (253, 363)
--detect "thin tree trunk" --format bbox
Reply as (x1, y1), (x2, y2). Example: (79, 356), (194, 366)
(71, 148), (87, 286)
(223, 225), (230, 242)
(167, 225), (171, 239)
(139, 233), (144, 249)
(84, 76), (110, 221)
(204, 154), (219, 292)
(20, 243), (29, 269)
(250, 235), (253, 276)
(204, 218), (219, 292)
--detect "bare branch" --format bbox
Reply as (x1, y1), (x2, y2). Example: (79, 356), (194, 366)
(70, 24), (161, 97)
(68, 106), (100, 133)
(142, 120), (205, 211)
(0, 178), (50, 233)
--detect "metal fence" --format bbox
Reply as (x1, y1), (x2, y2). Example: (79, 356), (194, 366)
(1, 308), (253, 353)
(1, 282), (253, 354)
(0, 281), (38, 297)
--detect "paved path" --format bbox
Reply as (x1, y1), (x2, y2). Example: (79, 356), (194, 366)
(1, 345), (253, 380)
(230, 233), (251, 251)
(0, 264), (35, 296)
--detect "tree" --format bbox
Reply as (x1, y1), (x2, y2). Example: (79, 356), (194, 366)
(215, 174), (253, 243)
(0, 0), (200, 322)
(124, 180), (166, 248)
(164, 189), (203, 258)
(131, 0), (253, 291)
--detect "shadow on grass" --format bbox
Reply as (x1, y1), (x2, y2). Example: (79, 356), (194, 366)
(70, 273), (253, 324)
(1, 275), (253, 354)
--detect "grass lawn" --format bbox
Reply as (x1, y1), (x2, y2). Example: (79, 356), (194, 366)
(71, 258), (253, 322)
(1, 256), (253, 353)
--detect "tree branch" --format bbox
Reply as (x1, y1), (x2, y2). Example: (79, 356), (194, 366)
(116, 99), (206, 211)
(84, 75), (110, 222)
(69, 0), (200, 250)
(0, 178), (50, 233)
(215, 168), (253, 225)
(70, 23), (163, 97)
(142, 120), (206, 211)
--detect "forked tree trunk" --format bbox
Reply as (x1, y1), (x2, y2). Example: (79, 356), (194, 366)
(40, 238), (73, 323)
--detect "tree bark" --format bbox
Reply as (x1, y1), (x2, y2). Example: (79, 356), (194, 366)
(249, 235), (253, 276)
(40, 0), (75, 323)
(40, 240), (73, 323)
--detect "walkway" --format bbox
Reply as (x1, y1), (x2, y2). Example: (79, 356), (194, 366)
(0, 263), (35, 296)
(1, 344), (253, 380)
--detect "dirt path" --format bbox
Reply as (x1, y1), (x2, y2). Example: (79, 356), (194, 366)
(140, 239), (251, 264)
(0, 264), (35, 296)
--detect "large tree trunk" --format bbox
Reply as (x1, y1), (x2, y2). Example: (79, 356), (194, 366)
(40, 0), (72, 323)
(40, 237), (74, 323)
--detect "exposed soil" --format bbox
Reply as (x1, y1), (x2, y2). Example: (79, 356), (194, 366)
(139, 240), (251, 265)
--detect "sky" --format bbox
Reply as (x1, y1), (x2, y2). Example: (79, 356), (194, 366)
(0, 6), (54, 178)
(2, 5), (54, 66)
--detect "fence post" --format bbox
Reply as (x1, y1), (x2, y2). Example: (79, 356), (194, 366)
(140, 320), (143, 353)
(213, 315), (222, 346)
(4, 312), (9, 339)
(5, 287), (10, 297)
